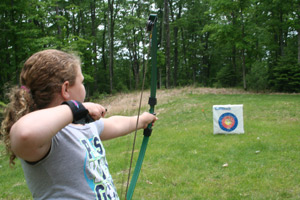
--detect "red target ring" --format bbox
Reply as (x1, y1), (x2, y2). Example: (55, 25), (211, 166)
(218, 113), (238, 132)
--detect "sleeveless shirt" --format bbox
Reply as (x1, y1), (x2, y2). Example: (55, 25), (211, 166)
(20, 120), (119, 200)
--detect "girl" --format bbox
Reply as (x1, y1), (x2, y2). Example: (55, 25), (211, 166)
(1, 49), (157, 199)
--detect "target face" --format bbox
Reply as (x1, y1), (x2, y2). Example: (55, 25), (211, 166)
(218, 113), (238, 132)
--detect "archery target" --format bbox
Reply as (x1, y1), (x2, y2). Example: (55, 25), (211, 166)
(213, 105), (244, 134)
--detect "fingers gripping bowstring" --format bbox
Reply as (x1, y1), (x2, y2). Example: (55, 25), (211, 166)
(121, 26), (153, 200)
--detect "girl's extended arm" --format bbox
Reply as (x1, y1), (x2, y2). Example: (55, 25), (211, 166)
(100, 112), (158, 140)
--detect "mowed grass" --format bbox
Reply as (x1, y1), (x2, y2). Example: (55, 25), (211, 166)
(1, 87), (299, 199)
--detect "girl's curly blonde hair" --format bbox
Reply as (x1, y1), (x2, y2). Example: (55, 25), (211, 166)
(1, 49), (80, 165)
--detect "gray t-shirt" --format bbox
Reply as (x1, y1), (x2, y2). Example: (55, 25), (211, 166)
(20, 119), (119, 200)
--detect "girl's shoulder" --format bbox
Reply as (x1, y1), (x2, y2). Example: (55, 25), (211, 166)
(89, 119), (104, 136)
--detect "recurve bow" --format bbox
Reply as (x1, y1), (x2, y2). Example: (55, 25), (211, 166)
(125, 14), (158, 200)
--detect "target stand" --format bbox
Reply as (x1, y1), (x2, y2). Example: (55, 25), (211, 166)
(213, 105), (244, 134)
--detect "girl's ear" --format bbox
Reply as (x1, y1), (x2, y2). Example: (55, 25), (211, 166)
(61, 81), (70, 100)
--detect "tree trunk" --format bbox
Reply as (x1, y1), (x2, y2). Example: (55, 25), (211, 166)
(164, 0), (170, 88)
(240, 4), (247, 90)
(102, 12), (107, 71)
(231, 11), (237, 86)
(232, 46), (237, 86)
(55, 6), (62, 39)
(11, 0), (18, 83)
(108, 0), (114, 93)
(128, 38), (139, 90)
(203, 32), (210, 86)
(181, 28), (188, 80)
(298, 3), (300, 64)
(279, 10), (284, 56)
(298, 28), (300, 65)
(169, 0), (182, 87)
(91, 0), (98, 94)
(242, 49), (246, 90)
(173, 27), (178, 86)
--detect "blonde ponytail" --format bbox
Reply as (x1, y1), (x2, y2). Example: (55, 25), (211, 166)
(1, 49), (80, 165)
(1, 86), (36, 165)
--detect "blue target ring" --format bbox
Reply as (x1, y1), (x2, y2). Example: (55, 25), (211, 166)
(218, 112), (238, 132)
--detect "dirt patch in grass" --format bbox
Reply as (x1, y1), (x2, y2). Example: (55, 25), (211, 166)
(96, 87), (249, 116)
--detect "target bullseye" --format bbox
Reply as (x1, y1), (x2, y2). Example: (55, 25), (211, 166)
(218, 113), (238, 132)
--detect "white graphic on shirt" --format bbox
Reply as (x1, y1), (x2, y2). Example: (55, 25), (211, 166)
(81, 136), (119, 200)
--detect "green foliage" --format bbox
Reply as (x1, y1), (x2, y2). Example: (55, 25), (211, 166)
(0, 101), (5, 123)
(215, 65), (237, 87)
(0, 0), (299, 99)
(247, 61), (269, 92)
(0, 101), (5, 107)
(115, 82), (129, 93)
(272, 56), (300, 93)
(0, 154), (30, 199)
(82, 72), (94, 84)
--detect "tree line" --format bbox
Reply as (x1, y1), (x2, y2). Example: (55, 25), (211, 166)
(0, 0), (299, 102)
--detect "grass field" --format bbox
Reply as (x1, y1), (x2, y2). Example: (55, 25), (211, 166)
(1, 87), (299, 200)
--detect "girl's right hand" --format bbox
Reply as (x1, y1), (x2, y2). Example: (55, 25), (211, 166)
(82, 102), (107, 120)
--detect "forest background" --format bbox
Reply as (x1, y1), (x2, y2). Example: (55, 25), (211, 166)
(0, 0), (300, 102)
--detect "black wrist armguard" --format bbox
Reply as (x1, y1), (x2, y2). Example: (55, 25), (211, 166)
(62, 100), (94, 124)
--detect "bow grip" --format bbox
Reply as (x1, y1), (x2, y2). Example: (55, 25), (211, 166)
(143, 125), (152, 137)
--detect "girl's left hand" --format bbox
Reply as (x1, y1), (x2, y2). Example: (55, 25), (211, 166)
(139, 112), (158, 129)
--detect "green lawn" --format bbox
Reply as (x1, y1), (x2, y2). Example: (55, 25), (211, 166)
(1, 88), (300, 199)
